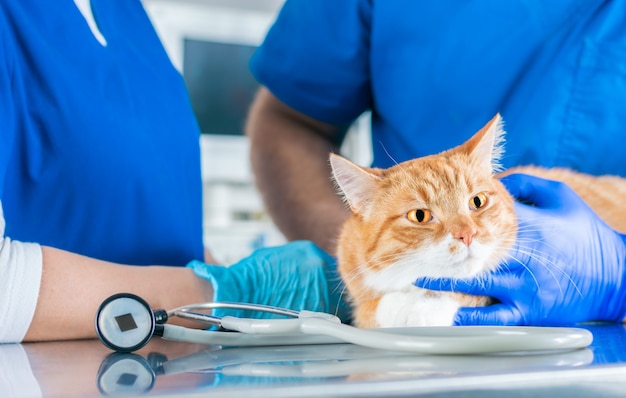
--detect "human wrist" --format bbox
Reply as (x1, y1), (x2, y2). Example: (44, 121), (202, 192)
(186, 261), (232, 302)
(186, 260), (254, 318)
(144, 266), (213, 313)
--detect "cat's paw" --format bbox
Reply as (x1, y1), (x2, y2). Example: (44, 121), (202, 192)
(375, 289), (460, 327)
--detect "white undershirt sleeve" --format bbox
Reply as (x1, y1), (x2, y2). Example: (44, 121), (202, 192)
(0, 201), (43, 343)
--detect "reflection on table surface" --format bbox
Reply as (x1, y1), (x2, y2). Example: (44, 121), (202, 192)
(4, 323), (626, 397)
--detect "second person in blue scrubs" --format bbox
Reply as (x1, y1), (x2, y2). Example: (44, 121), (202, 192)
(246, 0), (626, 325)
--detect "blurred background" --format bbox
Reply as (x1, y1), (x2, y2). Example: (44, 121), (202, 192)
(143, 0), (372, 264)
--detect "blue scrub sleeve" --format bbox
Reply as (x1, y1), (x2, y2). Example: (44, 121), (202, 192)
(250, 0), (371, 126)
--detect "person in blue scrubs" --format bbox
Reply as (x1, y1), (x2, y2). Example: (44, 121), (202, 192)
(246, 0), (626, 325)
(0, 0), (343, 343)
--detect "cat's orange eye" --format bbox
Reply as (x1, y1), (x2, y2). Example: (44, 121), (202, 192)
(407, 209), (432, 223)
(470, 192), (488, 210)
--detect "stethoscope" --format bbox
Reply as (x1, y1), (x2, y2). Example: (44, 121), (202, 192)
(95, 293), (593, 355)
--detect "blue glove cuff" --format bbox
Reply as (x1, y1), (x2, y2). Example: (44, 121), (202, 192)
(186, 260), (247, 318)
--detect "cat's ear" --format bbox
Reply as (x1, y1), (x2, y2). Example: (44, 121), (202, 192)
(462, 113), (505, 173)
(329, 153), (380, 213)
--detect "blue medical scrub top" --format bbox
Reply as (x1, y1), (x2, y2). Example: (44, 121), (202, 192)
(251, 0), (626, 176)
(0, 0), (204, 265)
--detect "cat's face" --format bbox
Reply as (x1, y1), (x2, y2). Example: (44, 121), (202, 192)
(331, 114), (517, 294)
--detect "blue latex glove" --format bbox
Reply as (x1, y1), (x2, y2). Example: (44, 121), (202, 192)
(187, 241), (351, 322)
(415, 173), (626, 326)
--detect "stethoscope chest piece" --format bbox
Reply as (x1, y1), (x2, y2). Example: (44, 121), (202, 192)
(95, 293), (157, 353)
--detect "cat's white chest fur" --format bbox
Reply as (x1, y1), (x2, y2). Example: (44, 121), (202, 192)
(376, 287), (460, 327)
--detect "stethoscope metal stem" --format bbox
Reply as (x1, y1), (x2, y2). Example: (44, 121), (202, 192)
(169, 302), (300, 318)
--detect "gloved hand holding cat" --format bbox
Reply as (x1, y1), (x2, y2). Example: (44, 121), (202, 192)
(416, 173), (626, 326)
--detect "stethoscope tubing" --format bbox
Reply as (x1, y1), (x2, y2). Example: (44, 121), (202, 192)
(161, 317), (593, 354)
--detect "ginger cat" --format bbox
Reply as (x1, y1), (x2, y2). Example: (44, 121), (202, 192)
(330, 114), (626, 328)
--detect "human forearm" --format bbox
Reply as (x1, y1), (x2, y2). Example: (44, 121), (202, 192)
(23, 246), (213, 342)
(246, 88), (349, 254)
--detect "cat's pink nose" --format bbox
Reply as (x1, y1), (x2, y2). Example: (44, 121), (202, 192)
(454, 229), (476, 246)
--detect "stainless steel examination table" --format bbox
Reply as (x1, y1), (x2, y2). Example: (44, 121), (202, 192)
(3, 323), (625, 397)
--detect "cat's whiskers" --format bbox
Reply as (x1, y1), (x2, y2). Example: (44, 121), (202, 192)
(516, 219), (583, 293)
(516, 221), (566, 255)
(497, 221), (584, 298)
(512, 244), (583, 298)
(341, 268), (377, 303)
(325, 273), (352, 318)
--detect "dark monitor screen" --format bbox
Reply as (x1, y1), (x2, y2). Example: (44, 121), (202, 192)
(183, 38), (259, 136)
